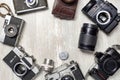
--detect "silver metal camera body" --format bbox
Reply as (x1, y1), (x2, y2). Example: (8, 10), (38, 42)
(3, 47), (40, 80)
(13, 0), (48, 14)
(45, 61), (85, 80)
(0, 15), (25, 46)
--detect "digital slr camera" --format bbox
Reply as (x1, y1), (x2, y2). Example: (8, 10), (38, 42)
(45, 61), (85, 80)
(0, 15), (25, 46)
(3, 47), (40, 80)
(89, 47), (120, 80)
(13, 0), (48, 14)
(82, 0), (120, 33)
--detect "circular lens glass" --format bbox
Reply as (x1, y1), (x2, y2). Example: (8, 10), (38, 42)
(14, 63), (27, 76)
(8, 27), (14, 33)
(96, 11), (111, 25)
(61, 75), (74, 80)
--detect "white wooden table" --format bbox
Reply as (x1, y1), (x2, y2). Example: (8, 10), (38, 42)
(0, 0), (120, 80)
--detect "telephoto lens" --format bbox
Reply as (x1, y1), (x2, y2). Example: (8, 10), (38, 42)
(78, 23), (99, 52)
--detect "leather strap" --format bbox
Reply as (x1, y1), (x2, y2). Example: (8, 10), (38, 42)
(0, 3), (13, 18)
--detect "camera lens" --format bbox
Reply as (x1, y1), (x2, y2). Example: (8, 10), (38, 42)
(96, 11), (111, 25)
(5, 24), (18, 37)
(14, 62), (27, 76)
(26, 0), (38, 8)
(61, 75), (74, 80)
(78, 23), (99, 51)
(103, 58), (118, 75)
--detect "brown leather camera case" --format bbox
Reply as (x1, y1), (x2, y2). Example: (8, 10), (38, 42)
(52, 0), (78, 20)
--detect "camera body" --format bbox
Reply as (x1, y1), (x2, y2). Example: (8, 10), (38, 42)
(0, 15), (25, 46)
(82, 0), (120, 33)
(52, 0), (78, 19)
(89, 48), (120, 80)
(13, 0), (48, 14)
(3, 47), (39, 80)
(45, 61), (84, 80)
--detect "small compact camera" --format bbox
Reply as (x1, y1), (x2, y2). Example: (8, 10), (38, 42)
(82, 0), (120, 33)
(3, 47), (40, 80)
(89, 47), (120, 80)
(45, 61), (85, 80)
(52, 0), (78, 19)
(0, 15), (25, 46)
(13, 0), (48, 14)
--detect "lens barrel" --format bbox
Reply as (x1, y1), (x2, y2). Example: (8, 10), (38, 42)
(78, 23), (99, 51)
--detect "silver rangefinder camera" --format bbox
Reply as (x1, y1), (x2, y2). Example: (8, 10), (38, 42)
(45, 61), (85, 80)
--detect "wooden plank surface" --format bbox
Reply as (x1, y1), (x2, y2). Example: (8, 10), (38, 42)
(0, 0), (120, 80)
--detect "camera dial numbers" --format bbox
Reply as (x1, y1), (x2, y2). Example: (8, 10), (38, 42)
(4, 24), (18, 37)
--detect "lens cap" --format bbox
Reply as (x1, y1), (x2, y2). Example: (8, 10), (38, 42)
(4, 24), (18, 37)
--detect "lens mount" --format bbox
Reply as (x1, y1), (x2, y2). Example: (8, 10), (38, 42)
(14, 62), (27, 76)
(96, 10), (111, 25)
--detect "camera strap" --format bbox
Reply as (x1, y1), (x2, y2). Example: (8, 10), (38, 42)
(0, 3), (13, 18)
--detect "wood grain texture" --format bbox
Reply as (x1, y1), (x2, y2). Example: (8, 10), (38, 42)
(0, 0), (120, 80)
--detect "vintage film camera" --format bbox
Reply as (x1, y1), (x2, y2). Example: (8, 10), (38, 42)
(89, 47), (120, 80)
(52, 0), (78, 19)
(0, 15), (25, 46)
(45, 61), (85, 80)
(3, 47), (40, 80)
(82, 0), (120, 34)
(13, 0), (48, 14)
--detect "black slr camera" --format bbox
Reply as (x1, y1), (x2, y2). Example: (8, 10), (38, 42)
(45, 61), (85, 80)
(13, 0), (48, 14)
(3, 47), (40, 80)
(0, 15), (25, 46)
(89, 47), (120, 80)
(82, 0), (120, 34)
